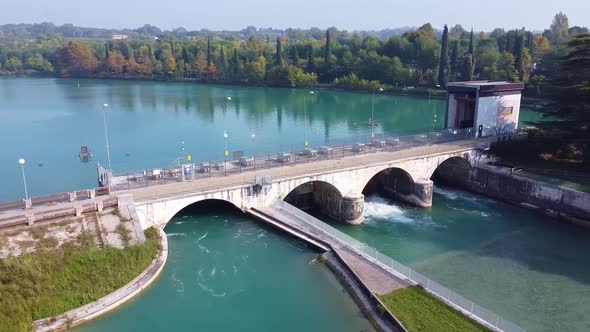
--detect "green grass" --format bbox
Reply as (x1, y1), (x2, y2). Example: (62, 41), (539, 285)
(379, 286), (491, 332)
(0, 228), (160, 332)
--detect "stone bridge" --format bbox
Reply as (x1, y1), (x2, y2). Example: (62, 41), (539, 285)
(125, 139), (488, 228)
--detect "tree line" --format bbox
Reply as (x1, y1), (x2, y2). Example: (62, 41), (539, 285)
(0, 13), (586, 93)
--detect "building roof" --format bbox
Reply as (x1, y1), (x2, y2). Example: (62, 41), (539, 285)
(447, 81), (525, 95)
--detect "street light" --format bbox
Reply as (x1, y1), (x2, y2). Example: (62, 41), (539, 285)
(223, 96), (232, 175)
(18, 158), (29, 201)
(223, 130), (229, 175)
(101, 103), (112, 170)
(304, 91), (314, 147)
(371, 88), (384, 139)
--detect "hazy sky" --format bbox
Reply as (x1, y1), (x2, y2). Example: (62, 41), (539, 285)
(1, 0), (588, 32)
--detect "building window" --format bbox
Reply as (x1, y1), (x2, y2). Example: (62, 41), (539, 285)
(501, 106), (513, 116)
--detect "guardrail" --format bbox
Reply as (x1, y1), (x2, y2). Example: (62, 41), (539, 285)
(0, 187), (110, 214)
(112, 127), (482, 191)
(276, 200), (526, 332)
(0, 197), (117, 230)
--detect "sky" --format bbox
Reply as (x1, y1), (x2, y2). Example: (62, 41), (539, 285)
(1, 0), (588, 32)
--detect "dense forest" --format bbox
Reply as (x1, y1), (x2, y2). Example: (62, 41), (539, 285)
(0, 13), (587, 95)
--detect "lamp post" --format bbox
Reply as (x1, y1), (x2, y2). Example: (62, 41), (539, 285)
(102, 103), (112, 170)
(18, 158), (29, 201)
(304, 91), (314, 147)
(223, 96), (231, 175)
(371, 88), (384, 139)
(223, 131), (228, 175)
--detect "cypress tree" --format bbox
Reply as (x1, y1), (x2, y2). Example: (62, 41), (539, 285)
(219, 45), (227, 73)
(291, 44), (299, 65)
(514, 32), (525, 81)
(438, 25), (450, 88)
(104, 42), (110, 59)
(305, 53), (315, 73)
(505, 30), (512, 54)
(450, 40), (459, 82)
(276, 37), (283, 66)
(206, 37), (212, 68)
(325, 29), (332, 64)
(462, 54), (476, 81)
(468, 28), (474, 55)
(147, 44), (154, 60)
(232, 48), (240, 77)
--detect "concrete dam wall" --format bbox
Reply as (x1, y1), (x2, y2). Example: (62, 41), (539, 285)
(434, 160), (590, 226)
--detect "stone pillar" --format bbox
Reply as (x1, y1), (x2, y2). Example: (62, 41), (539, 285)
(117, 194), (135, 206)
(75, 205), (83, 217)
(340, 193), (364, 225)
(24, 199), (32, 209)
(89, 189), (96, 199)
(388, 179), (433, 208)
(412, 179), (433, 208)
(26, 212), (35, 226)
(69, 192), (77, 202)
(96, 201), (104, 213)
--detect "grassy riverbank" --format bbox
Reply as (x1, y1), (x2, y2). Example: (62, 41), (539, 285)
(379, 286), (491, 332)
(0, 228), (160, 332)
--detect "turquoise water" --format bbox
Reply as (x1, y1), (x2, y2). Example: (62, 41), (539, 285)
(0, 77), (444, 200)
(332, 191), (590, 332)
(2, 78), (583, 332)
(75, 203), (374, 332)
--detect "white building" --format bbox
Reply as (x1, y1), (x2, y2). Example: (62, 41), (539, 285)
(445, 81), (525, 137)
(112, 34), (128, 40)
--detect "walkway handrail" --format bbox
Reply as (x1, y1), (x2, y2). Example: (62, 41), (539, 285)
(276, 200), (526, 332)
(112, 127), (489, 191)
(0, 187), (110, 214)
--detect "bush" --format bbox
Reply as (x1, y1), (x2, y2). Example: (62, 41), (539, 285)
(0, 228), (160, 332)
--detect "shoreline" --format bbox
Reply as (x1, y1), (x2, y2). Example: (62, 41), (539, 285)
(33, 227), (169, 332)
(0, 74), (448, 99)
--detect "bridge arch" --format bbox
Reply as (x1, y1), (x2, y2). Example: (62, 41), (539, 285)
(284, 180), (363, 225)
(359, 166), (434, 208)
(430, 156), (474, 188)
(164, 199), (243, 229)
(134, 191), (244, 230)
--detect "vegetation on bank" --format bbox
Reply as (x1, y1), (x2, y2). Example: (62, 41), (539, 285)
(0, 228), (160, 332)
(0, 13), (585, 93)
(379, 286), (491, 332)
(493, 33), (590, 169)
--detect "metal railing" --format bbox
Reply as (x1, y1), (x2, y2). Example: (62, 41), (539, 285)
(0, 187), (110, 214)
(276, 200), (526, 332)
(112, 127), (479, 191)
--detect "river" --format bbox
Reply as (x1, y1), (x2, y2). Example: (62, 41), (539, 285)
(1, 78), (587, 332)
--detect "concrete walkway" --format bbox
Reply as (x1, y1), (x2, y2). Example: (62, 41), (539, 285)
(126, 139), (487, 203)
(258, 206), (410, 295)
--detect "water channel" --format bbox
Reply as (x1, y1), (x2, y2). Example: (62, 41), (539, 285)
(1, 78), (588, 332)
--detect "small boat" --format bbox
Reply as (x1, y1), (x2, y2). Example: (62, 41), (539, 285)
(79, 146), (93, 159)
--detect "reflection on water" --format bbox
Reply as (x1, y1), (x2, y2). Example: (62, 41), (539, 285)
(335, 187), (590, 332)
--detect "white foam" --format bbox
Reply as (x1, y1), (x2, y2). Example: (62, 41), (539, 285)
(166, 233), (187, 237)
(364, 196), (415, 224)
(197, 244), (210, 253)
(198, 282), (226, 297)
(198, 232), (208, 241)
(433, 186), (460, 200)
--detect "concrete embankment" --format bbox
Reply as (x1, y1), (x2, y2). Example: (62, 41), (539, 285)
(247, 207), (407, 332)
(34, 227), (168, 332)
(436, 162), (590, 227)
